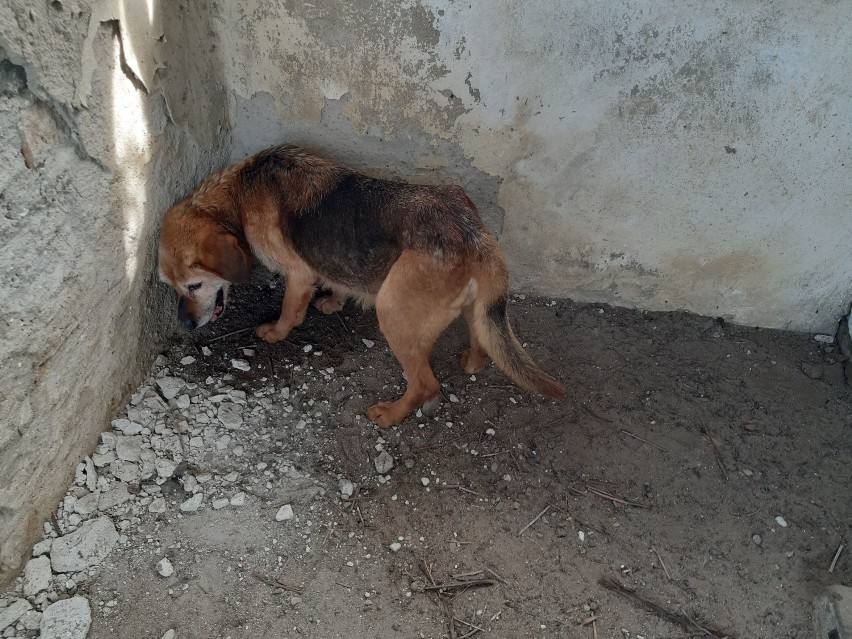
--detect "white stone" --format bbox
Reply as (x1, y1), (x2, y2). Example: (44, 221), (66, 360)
(201, 346), (212, 356)
(275, 505), (294, 522)
(99, 484), (132, 510)
(180, 355), (196, 365)
(40, 597), (91, 639)
(374, 451), (394, 475)
(162, 630), (176, 639)
(421, 477), (430, 486)
(176, 394), (191, 409)
(92, 451), (117, 467)
(149, 498), (167, 513)
(73, 492), (100, 516)
(229, 492), (246, 507)
(338, 479), (355, 499)
(22, 556), (51, 597)
(179, 494), (203, 512)
(0, 599), (31, 632)
(155, 376), (184, 400)
(775, 515), (788, 528)
(109, 460), (141, 483)
(112, 418), (143, 435)
(231, 358), (251, 371)
(155, 458), (178, 479)
(217, 402), (244, 429)
(157, 557), (174, 578)
(388, 542), (402, 552)
(84, 456), (97, 492)
(51, 517), (119, 573)
(362, 338), (375, 348)
(19, 609), (41, 631)
(115, 436), (143, 462)
(449, 394), (459, 403)
(485, 428), (496, 436)
(32, 539), (52, 557)
(212, 498), (229, 510)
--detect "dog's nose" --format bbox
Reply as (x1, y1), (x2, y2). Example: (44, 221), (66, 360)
(177, 296), (197, 330)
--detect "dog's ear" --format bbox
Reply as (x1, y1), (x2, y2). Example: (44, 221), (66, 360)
(201, 230), (251, 283)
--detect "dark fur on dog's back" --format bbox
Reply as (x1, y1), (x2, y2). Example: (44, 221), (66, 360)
(235, 145), (488, 290)
(159, 144), (564, 427)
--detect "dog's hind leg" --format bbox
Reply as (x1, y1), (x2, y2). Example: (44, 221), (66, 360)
(313, 288), (347, 315)
(460, 303), (488, 373)
(366, 250), (471, 428)
(257, 264), (316, 343)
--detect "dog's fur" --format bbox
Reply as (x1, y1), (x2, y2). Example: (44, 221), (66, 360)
(158, 145), (564, 427)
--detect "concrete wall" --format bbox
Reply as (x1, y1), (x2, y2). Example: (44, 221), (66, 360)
(1, 0), (850, 585)
(218, 0), (851, 332)
(0, 0), (230, 584)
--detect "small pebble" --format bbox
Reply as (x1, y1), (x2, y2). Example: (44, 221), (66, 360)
(276, 505), (294, 522)
(362, 339), (375, 348)
(752, 534), (762, 546)
(388, 542), (402, 552)
(157, 557), (174, 578)
(775, 516), (787, 528)
(231, 359), (251, 371)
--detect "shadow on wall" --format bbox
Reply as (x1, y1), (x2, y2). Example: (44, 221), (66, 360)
(0, 0), (229, 585)
(230, 90), (507, 238)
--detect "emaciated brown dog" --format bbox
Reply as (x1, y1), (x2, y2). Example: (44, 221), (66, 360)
(158, 145), (564, 427)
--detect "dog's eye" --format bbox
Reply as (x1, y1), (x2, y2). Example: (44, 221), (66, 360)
(187, 283), (202, 292)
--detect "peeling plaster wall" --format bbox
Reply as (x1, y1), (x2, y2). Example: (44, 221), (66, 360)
(218, 0), (851, 331)
(0, 0), (230, 584)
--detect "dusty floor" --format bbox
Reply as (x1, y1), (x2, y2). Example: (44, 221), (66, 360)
(6, 268), (852, 639)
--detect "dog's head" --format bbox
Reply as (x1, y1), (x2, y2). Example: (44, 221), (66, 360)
(158, 202), (251, 330)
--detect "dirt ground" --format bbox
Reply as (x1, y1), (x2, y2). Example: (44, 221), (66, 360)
(21, 268), (852, 638)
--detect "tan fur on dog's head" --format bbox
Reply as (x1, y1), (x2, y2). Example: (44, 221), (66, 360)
(158, 201), (251, 330)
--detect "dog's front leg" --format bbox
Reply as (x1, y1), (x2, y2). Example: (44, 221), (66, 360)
(257, 266), (316, 343)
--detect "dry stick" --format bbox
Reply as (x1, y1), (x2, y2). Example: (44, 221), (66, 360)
(424, 579), (497, 592)
(652, 546), (672, 580)
(581, 615), (600, 625)
(486, 568), (508, 585)
(481, 450), (509, 458)
(205, 326), (255, 344)
(437, 484), (481, 497)
(453, 618), (485, 632)
(829, 544), (844, 573)
(592, 619), (599, 639)
(518, 505), (552, 536)
(599, 577), (737, 639)
(621, 429), (669, 453)
(585, 486), (648, 509)
(582, 404), (613, 423)
(420, 561), (456, 639)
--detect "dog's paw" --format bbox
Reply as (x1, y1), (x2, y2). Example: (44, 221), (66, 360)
(460, 347), (487, 374)
(367, 401), (402, 428)
(256, 321), (289, 343)
(314, 294), (345, 315)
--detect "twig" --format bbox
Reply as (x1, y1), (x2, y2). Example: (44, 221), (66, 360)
(581, 615), (600, 625)
(425, 579), (497, 592)
(598, 577), (737, 639)
(518, 505), (551, 536)
(437, 484), (481, 496)
(585, 486), (648, 509)
(453, 618), (484, 632)
(205, 326), (255, 343)
(652, 546), (672, 580)
(829, 544), (844, 573)
(592, 619), (599, 639)
(621, 429), (669, 453)
(582, 404), (613, 423)
(481, 450), (509, 458)
(485, 568), (508, 585)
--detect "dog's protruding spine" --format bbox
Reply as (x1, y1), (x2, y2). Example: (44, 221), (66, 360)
(471, 248), (566, 399)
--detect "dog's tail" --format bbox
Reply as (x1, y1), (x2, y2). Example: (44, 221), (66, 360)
(470, 243), (565, 399)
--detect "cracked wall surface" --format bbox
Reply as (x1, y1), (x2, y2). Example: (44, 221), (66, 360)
(218, 0), (851, 331)
(0, 0), (230, 584)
